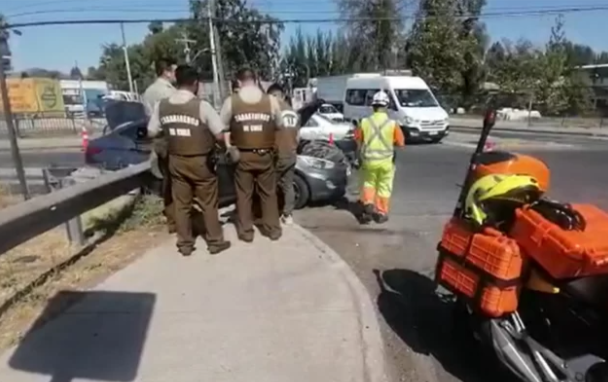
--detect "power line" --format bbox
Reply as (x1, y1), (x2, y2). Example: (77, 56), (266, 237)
(4, 5), (608, 30)
(4, 3), (608, 19)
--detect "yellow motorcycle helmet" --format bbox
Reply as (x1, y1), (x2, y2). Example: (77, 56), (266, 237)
(464, 174), (543, 226)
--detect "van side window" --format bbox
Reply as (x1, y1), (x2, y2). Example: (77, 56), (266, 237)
(345, 89), (366, 106)
(364, 89), (380, 106)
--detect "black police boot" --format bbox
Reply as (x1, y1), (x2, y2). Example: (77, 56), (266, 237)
(208, 240), (231, 255)
(373, 213), (389, 224)
(179, 247), (195, 257)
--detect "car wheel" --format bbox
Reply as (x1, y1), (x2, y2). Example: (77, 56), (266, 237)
(293, 174), (310, 210)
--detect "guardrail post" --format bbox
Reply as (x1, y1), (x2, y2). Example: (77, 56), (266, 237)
(61, 177), (85, 247)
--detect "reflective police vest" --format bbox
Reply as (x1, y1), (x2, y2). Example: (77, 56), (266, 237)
(158, 98), (214, 156)
(360, 113), (397, 162)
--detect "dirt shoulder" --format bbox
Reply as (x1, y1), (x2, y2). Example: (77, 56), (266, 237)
(0, 195), (170, 350)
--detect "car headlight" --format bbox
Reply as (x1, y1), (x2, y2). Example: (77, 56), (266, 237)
(403, 116), (418, 125)
(299, 155), (335, 170)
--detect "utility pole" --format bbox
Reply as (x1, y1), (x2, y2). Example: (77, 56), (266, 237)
(0, 32), (29, 199)
(207, 0), (221, 109)
(176, 32), (196, 64)
(212, 7), (227, 100)
(120, 23), (134, 93)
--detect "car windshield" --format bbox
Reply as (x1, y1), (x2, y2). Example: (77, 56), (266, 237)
(314, 113), (337, 124)
(394, 89), (438, 107)
(319, 105), (338, 114)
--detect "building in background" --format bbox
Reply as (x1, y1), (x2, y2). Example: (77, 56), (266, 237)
(59, 80), (109, 117)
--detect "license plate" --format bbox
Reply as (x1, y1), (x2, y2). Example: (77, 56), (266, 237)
(429, 131), (438, 136)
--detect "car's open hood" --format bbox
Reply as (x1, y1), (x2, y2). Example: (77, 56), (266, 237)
(104, 100), (148, 131)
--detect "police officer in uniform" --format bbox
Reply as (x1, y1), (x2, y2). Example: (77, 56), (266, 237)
(143, 59), (178, 233)
(267, 83), (300, 225)
(220, 68), (284, 242)
(148, 65), (231, 256)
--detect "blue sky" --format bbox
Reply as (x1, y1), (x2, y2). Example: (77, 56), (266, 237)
(2, 0), (607, 72)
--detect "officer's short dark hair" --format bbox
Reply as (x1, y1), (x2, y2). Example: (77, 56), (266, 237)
(231, 79), (240, 93)
(235, 67), (256, 83)
(155, 59), (177, 77)
(175, 65), (199, 87)
(266, 82), (284, 96)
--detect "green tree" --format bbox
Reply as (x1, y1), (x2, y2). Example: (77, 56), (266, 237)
(406, 0), (466, 97)
(486, 39), (541, 96)
(70, 66), (83, 80)
(336, 0), (407, 71)
(534, 16), (570, 115)
(328, 33), (351, 74)
(315, 31), (332, 76)
(457, 0), (489, 108)
(190, 0), (284, 80)
(281, 28), (309, 87)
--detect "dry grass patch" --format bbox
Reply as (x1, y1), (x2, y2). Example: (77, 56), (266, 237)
(0, 195), (169, 350)
(0, 184), (22, 210)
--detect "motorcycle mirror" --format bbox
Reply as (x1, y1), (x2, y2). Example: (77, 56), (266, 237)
(483, 109), (497, 129)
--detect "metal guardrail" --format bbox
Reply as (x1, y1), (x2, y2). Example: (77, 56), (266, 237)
(0, 162), (151, 255)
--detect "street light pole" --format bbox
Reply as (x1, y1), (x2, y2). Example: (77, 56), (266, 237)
(207, 0), (221, 109)
(0, 33), (29, 200)
(120, 23), (134, 93)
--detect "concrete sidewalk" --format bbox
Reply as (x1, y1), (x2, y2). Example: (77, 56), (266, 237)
(451, 116), (608, 137)
(0, 222), (388, 382)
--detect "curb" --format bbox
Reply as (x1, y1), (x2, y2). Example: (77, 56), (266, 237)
(451, 124), (608, 138)
(0, 146), (82, 152)
(292, 224), (390, 382)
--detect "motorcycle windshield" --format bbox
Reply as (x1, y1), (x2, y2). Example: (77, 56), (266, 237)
(104, 100), (147, 131)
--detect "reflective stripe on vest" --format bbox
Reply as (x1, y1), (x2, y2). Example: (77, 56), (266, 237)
(361, 117), (395, 161)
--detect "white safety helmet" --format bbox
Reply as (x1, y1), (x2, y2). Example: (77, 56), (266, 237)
(371, 91), (390, 107)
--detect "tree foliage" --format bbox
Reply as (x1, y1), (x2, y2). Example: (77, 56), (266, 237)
(89, 0), (282, 90)
(189, 0), (283, 79)
(78, 0), (608, 116)
(335, 0), (408, 71)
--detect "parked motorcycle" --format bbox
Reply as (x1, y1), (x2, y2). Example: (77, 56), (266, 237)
(435, 110), (608, 382)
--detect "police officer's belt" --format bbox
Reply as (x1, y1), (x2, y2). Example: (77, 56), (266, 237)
(169, 152), (211, 157)
(239, 148), (274, 154)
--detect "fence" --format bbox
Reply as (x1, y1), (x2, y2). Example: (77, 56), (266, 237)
(0, 113), (106, 138)
(0, 161), (150, 255)
(451, 114), (607, 129)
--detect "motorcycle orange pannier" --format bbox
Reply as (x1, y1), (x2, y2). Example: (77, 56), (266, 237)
(436, 218), (523, 317)
(511, 204), (608, 279)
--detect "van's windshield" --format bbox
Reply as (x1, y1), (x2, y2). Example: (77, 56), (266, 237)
(394, 89), (438, 108)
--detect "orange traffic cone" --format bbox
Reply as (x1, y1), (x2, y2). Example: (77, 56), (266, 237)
(328, 132), (334, 145)
(81, 125), (89, 152)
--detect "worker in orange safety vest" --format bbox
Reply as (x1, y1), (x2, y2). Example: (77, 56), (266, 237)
(353, 91), (405, 224)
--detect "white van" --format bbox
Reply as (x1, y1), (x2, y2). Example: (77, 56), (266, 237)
(342, 74), (449, 143)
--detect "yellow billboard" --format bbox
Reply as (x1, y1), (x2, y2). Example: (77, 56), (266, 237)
(0, 78), (65, 114)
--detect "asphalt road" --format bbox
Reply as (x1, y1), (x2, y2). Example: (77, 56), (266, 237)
(0, 149), (84, 169)
(295, 132), (608, 382)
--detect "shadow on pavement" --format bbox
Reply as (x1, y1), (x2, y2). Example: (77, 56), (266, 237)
(8, 290), (155, 382)
(0, 202), (137, 321)
(374, 269), (510, 382)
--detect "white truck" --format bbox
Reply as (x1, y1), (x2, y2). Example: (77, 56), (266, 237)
(315, 72), (450, 143)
